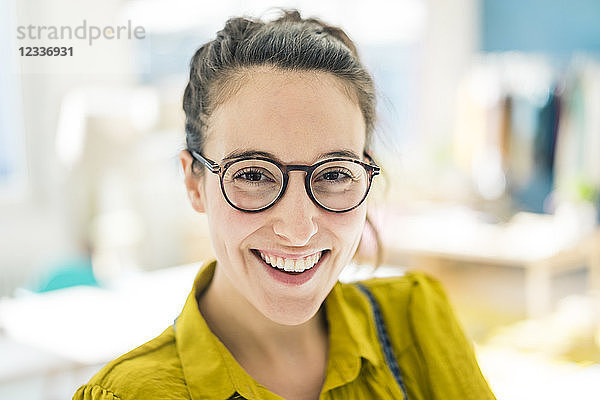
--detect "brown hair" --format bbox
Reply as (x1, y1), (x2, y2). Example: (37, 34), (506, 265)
(182, 9), (383, 267)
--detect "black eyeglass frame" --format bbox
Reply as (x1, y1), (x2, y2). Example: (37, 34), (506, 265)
(188, 149), (380, 213)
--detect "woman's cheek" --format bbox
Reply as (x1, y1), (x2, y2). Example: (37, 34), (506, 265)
(209, 203), (257, 248)
(327, 207), (367, 250)
(337, 206), (366, 234)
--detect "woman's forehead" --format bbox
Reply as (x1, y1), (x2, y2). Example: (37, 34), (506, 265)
(205, 69), (366, 162)
(208, 134), (366, 164)
(220, 148), (364, 166)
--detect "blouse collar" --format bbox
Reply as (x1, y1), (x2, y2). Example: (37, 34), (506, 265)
(174, 260), (382, 399)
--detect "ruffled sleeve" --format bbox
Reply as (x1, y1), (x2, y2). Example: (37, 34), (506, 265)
(72, 384), (121, 400)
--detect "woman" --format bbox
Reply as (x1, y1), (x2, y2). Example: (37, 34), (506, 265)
(74, 10), (496, 400)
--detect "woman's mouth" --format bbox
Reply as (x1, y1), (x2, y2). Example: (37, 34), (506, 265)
(251, 249), (329, 278)
(258, 250), (322, 272)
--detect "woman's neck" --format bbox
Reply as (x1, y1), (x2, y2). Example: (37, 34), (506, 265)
(197, 263), (329, 365)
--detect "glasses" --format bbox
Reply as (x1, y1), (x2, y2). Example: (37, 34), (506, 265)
(189, 149), (380, 213)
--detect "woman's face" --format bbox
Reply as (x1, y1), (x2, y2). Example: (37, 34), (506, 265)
(184, 68), (367, 325)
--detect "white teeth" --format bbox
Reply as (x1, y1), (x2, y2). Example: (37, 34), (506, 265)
(258, 250), (323, 273)
(284, 258), (294, 271)
(294, 258), (305, 272)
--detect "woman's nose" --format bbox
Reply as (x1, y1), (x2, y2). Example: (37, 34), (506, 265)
(271, 173), (319, 246)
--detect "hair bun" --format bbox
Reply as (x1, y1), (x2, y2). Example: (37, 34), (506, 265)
(220, 17), (259, 41)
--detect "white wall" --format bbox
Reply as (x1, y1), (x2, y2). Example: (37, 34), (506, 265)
(0, 0), (136, 294)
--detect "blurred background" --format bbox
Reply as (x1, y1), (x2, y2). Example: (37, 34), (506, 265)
(1, 0), (600, 398)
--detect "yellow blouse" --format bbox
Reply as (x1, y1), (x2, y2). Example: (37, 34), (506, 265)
(73, 260), (496, 399)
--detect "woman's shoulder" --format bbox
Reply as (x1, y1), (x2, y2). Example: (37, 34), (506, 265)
(73, 326), (187, 400)
(340, 270), (447, 305)
(343, 271), (496, 399)
(342, 270), (464, 341)
(336, 270), (473, 358)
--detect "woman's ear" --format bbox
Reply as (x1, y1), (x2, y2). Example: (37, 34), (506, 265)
(180, 149), (206, 213)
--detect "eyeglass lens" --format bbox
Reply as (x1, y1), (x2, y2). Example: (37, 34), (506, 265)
(222, 159), (369, 211)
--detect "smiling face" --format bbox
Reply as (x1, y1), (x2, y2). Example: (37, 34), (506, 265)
(182, 67), (368, 325)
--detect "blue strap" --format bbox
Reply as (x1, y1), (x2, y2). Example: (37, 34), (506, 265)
(356, 283), (409, 400)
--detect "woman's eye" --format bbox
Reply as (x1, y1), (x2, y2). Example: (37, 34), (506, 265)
(317, 169), (353, 182)
(234, 169), (273, 182)
(242, 172), (263, 181)
(323, 171), (343, 180)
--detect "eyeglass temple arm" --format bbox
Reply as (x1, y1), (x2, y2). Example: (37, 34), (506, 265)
(189, 150), (220, 173)
(363, 151), (381, 176)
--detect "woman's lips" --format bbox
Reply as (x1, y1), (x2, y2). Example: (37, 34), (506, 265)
(254, 249), (325, 259)
(256, 249), (323, 272)
(251, 249), (329, 284)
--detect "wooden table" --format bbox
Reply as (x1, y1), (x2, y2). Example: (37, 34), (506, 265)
(377, 208), (600, 318)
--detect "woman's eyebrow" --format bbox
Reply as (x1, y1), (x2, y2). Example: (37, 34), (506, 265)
(316, 150), (361, 160)
(222, 148), (361, 163)
(222, 149), (281, 162)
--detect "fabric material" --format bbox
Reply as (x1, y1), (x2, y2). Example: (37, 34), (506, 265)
(73, 260), (496, 400)
(355, 282), (409, 399)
